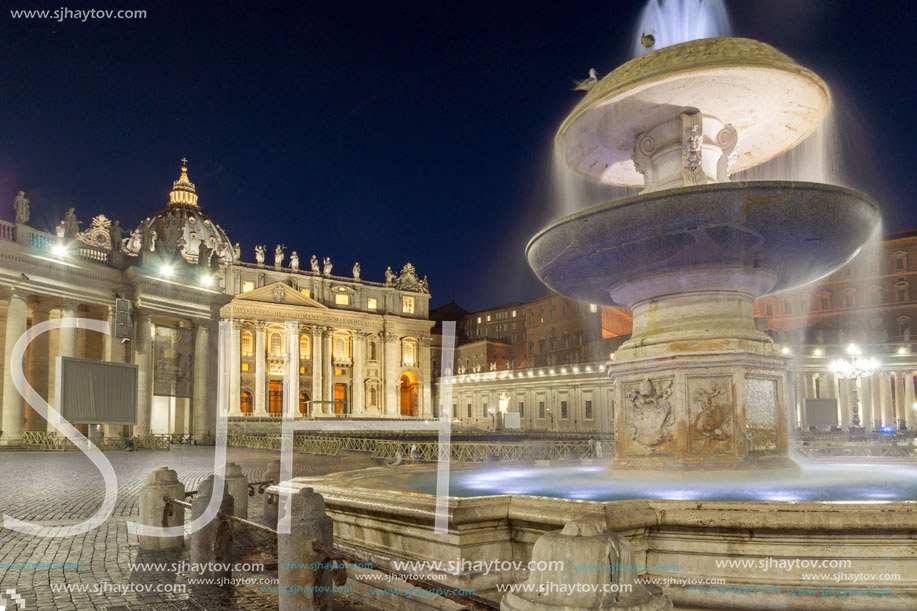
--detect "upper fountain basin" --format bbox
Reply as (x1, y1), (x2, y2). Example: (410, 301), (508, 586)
(526, 181), (879, 307)
(558, 37), (829, 187)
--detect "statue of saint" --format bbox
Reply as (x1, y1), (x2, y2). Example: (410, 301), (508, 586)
(63, 208), (81, 238)
(108, 220), (124, 251)
(55, 221), (65, 238)
(127, 228), (142, 253)
(274, 244), (285, 267)
(160, 211), (183, 255)
(13, 191), (29, 225)
(384, 266), (395, 285)
(290, 251), (299, 270)
(254, 245), (265, 265)
(352, 261), (361, 279)
(233, 242), (241, 261)
(198, 242), (212, 267)
(322, 257), (332, 276)
(310, 254), (319, 272)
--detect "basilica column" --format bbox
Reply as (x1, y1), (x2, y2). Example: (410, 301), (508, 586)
(101, 305), (122, 437)
(228, 321), (242, 416)
(905, 371), (916, 431)
(254, 322), (267, 416)
(322, 328), (333, 415)
(420, 337), (433, 417)
(1, 289), (29, 444)
(192, 321), (212, 439)
(382, 332), (399, 416)
(866, 375), (879, 431)
(352, 331), (365, 416)
(26, 301), (51, 433)
(795, 372), (806, 429)
(134, 311), (153, 436)
(284, 322), (300, 418)
(311, 326), (323, 416)
(59, 300), (79, 359)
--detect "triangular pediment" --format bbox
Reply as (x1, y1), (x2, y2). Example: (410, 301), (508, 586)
(232, 282), (328, 309)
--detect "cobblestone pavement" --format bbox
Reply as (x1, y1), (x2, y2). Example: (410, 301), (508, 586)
(0, 447), (382, 611)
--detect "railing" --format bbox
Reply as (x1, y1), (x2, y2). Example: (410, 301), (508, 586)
(78, 244), (110, 264)
(369, 439), (600, 463)
(20, 431), (171, 451)
(0, 220), (16, 242)
(227, 433), (285, 450)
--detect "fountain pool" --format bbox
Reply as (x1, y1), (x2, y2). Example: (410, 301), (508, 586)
(347, 460), (917, 503)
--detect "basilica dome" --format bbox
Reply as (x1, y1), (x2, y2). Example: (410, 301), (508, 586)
(127, 159), (236, 265)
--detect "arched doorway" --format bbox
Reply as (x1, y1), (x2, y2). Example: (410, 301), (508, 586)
(299, 392), (309, 415)
(268, 380), (283, 415)
(400, 372), (419, 417)
(240, 391), (252, 415)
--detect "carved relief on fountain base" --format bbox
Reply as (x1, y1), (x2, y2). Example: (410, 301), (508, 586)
(610, 352), (791, 471)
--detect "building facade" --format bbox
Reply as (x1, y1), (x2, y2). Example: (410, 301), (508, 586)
(0, 161), (434, 445)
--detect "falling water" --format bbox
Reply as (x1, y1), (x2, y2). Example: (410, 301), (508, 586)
(732, 106), (845, 187)
(632, 0), (731, 57)
(550, 147), (638, 218)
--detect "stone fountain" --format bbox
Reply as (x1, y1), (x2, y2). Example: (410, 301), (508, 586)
(527, 37), (879, 471)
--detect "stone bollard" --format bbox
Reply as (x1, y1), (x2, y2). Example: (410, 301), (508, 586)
(138, 467), (185, 550)
(501, 518), (672, 611)
(190, 475), (234, 580)
(224, 462), (250, 521)
(278, 487), (334, 611)
(263, 459), (281, 528)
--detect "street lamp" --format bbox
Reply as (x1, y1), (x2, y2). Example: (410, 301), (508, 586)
(829, 344), (880, 428)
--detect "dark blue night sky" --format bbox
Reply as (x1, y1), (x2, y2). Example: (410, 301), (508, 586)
(1, 1), (914, 311)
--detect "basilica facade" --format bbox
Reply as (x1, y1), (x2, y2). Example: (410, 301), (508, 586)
(0, 161), (433, 445)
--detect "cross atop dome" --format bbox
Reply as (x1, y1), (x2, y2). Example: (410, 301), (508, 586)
(169, 157), (199, 207)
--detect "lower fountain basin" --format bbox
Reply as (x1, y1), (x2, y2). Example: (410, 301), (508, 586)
(348, 460), (917, 502)
(526, 181), (879, 307)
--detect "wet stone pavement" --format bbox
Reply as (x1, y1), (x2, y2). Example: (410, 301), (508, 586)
(0, 446), (381, 610)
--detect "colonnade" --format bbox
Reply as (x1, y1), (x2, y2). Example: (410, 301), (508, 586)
(796, 370), (917, 431)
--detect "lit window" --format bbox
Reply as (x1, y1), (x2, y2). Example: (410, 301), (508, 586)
(487, 315), (491, 321)
(269, 332), (283, 356)
(335, 368), (344, 376)
(241, 331), (253, 356)
(402, 296), (415, 314)
(512, 310), (517, 317)
(299, 366), (306, 374)
(477, 317), (482, 324)
(334, 335), (349, 359)
(299, 334), (310, 360)
(335, 293), (350, 306)
(367, 297), (378, 310)
(241, 281), (255, 293)
(402, 339), (416, 366)
(241, 363), (250, 371)
(589, 303), (598, 313)
(300, 288), (311, 298)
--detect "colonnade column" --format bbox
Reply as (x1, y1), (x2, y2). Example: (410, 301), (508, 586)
(134, 311), (153, 436)
(26, 301), (51, 433)
(871, 373), (882, 430)
(836, 377), (850, 431)
(192, 321), (213, 440)
(101, 304), (121, 437)
(894, 372), (906, 429)
(322, 328), (333, 415)
(905, 371), (916, 431)
(795, 372), (806, 429)
(254, 322), (267, 416)
(421, 337), (433, 417)
(1, 289), (29, 444)
(880, 373), (894, 427)
(59, 300), (79, 358)
(284, 322), (300, 418)
(311, 326), (323, 416)
(229, 322), (242, 416)
(382, 332), (398, 416)
(352, 331), (365, 416)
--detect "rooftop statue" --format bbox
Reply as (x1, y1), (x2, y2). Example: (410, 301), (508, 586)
(13, 191), (29, 225)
